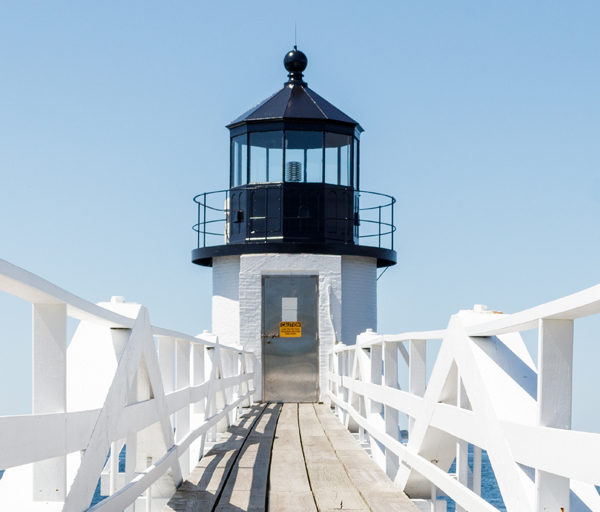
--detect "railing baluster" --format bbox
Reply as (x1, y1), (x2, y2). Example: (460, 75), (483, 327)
(383, 342), (399, 481)
(202, 193), (207, 247)
(378, 205), (382, 247)
(408, 339), (426, 437)
(455, 371), (469, 512)
(176, 339), (192, 479)
(390, 198), (394, 250)
(472, 445), (482, 496)
(197, 199), (200, 249)
(32, 303), (67, 502)
(535, 318), (573, 511)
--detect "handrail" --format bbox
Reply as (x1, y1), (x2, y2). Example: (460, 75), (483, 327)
(0, 259), (256, 511)
(327, 283), (600, 510)
(192, 186), (396, 251)
(0, 258), (135, 328)
(466, 283), (600, 337)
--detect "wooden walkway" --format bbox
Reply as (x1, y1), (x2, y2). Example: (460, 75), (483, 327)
(166, 403), (418, 512)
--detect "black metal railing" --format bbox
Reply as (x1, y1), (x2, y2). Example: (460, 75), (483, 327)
(193, 186), (395, 251)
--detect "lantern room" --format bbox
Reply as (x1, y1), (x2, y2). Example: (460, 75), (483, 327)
(192, 46), (396, 268)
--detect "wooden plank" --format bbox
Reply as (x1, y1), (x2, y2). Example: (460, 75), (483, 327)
(269, 403), (317, 511)
(216, 403), (281, 511)
(165, 404), (266, 511)
(299, 403), (368, 511)
(314, 403), (419, 512)
(168, 402), (419, 512)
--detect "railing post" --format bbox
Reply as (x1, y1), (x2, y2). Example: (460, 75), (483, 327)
(32, 303), (67, 502)
(390, 199), (394, 250)
(383, 342), (399, 481)
(378, 206), (382, 247)
(472, 445), (482, 496)
(240, 351), (253, 407)
(120, 326), (136, 512)
(339, 351), (347, 418)
(176, 339), (191, 478)
(205, 347), (217, 443)
(356, 342), (372, 444)
(192, 344), (206, 413)
(408, 339), (426, 436)
(221, 351), (234, 426)
(145, 457), (152, 512)
(158, 337), (175, 395)
(197, 200), (200, 249)
(202, 193), (207, 247)
(535, 318), (573, 511)
(455, 372), (468, 512)
(368, 344), (385, 467)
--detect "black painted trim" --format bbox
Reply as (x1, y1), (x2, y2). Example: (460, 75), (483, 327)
(191, 243), (396, 268)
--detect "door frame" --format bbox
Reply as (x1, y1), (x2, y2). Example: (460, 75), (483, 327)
(261, 274), (320, 402)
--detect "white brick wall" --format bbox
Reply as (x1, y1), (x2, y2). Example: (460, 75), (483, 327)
(239, 253), (342, 402)
(211, 253), (376, 401)
(211, 255), (240, 345)
(341, 256), (377, 345)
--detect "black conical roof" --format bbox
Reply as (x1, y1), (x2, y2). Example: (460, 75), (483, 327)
(227, 47), (363, 132)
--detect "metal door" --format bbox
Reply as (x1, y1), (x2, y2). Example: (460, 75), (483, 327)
(262, 275), (319, 402)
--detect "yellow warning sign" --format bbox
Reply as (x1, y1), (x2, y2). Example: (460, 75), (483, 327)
(280, 321), (302, 337)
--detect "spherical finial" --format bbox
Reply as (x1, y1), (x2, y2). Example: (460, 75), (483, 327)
(284, 46), (307, 86)
(284, 46), (308, 73)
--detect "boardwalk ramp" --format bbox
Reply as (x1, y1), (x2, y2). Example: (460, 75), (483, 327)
(166, 403), (417, 511)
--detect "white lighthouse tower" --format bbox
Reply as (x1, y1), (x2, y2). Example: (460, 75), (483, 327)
(192, 47), (396, 402)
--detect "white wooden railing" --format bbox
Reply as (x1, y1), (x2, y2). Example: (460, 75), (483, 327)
(0, 259), (256, 512)
(328, 285), (600, 512)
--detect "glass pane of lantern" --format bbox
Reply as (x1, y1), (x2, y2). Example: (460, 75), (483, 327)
(353, 138), (359, 189)
(285, 131), (323, 183)
(325, 133), (351, 185)
(249, 131), (283, 183)
(231, 135), (248, 187)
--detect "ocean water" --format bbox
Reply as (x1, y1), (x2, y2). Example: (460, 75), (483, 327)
(91, 445), (127, 506)
(441, 447), (505, 511)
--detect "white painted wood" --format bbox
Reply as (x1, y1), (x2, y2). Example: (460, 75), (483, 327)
(192, 344), (205, 414)
(33, 304), (67, 414)
(329, 394), (498, 511)
(408, 339), (426, 436)
(175, 339), (191, 478)
(472, 445), (481, 496)
(466, 283), (600, 336)
(455, 375), (468, 512)
(328, 309), (563, 509)
(367, 343), (386, 467)
(158, 337), (175, 395)
(5, 257), (600, 511)
(383, 342), (400, 481)
(0, 259), (256, 512)
(109, 440), (119, 495)
(0, 259), (134, 328)
(32, 303), (67, 502)
(535, 318), (573, 512)
(537, 319), (573, 429)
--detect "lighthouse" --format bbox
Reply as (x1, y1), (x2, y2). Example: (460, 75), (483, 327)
(192, 47), (396, 403)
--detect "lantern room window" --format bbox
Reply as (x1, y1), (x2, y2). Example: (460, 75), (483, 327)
(353, 138), (359, 189)
(231, 134), (248, 187)
(249, 131), (283, 183)
(325, 133), (352, 186)
(231, 129), (358, 188)
(285, 131), (323, 183)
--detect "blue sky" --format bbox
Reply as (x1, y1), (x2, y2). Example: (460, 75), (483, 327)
(0, 2), (599, 428)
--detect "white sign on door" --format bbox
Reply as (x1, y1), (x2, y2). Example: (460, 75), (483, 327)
(281, 297), (298, 321)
